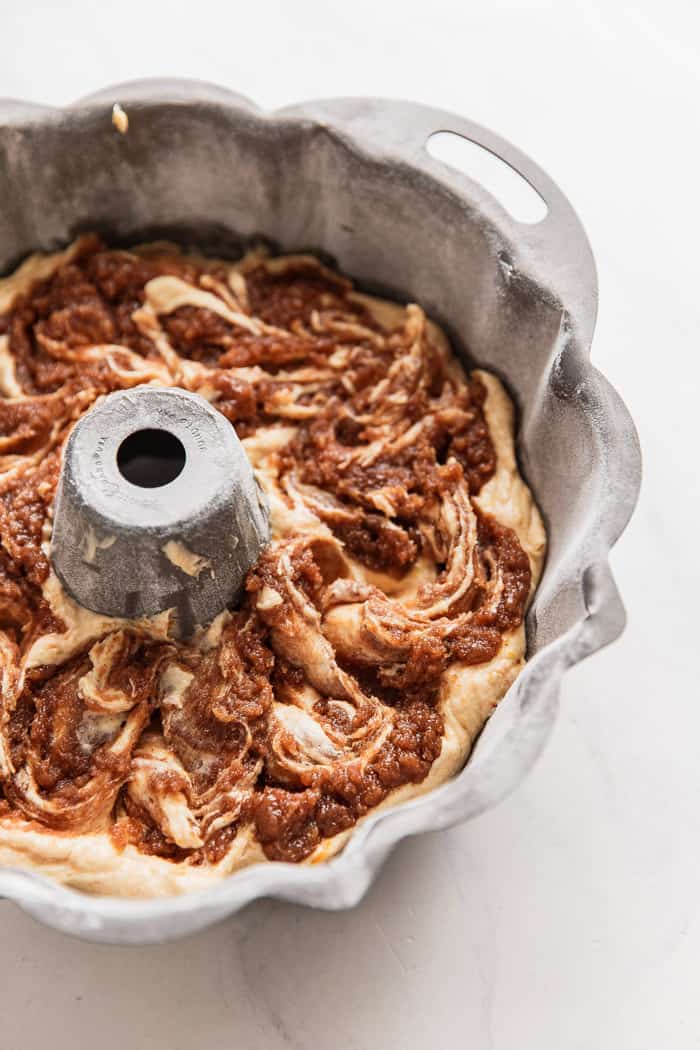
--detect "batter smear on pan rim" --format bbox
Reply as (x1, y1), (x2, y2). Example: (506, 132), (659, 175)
(0, 236), (545, 896)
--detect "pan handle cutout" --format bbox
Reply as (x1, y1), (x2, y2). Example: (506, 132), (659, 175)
(427, 130), (548, 224)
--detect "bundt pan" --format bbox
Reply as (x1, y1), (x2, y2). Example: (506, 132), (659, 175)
(0, 79), (641, 943)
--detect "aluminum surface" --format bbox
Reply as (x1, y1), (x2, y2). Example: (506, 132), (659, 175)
(51, 386), (269, 631)
(0, 79), (641, 943)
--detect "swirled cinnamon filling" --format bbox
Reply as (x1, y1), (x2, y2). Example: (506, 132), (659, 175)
(0, 236), (545, 895)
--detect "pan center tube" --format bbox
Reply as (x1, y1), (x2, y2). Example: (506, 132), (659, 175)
(50, 386), (270, 636)
(117, 427), (187, 488)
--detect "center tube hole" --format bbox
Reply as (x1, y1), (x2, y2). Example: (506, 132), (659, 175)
(117, 428), (186, 488)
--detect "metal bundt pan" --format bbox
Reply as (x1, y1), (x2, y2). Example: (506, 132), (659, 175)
(0, 79), (641, 943)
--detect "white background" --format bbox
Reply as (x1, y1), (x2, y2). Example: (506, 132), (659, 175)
(1, 1), (698, 1046)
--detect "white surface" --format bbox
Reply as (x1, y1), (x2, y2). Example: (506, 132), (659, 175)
(1, 1), (698, 1046)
